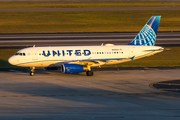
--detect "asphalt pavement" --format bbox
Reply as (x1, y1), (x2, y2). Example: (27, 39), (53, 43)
(0, 32), (179, 48)
(0, 69), (180, 120)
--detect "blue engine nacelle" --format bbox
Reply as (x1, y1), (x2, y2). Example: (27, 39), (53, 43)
(61, 63), (85, 74)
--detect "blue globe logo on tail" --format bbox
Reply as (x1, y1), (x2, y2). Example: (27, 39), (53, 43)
(128, 16), (161, 46)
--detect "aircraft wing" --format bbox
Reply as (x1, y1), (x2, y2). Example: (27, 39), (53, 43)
(65, 57), (134, 67)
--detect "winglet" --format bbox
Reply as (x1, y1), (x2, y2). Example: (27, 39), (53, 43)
(130, 56), (135, 61)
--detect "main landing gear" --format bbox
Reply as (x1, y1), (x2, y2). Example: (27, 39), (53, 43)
(30, 67), (35, 76)
(86, 71), (93, 76)
(86, 66), (93, 76)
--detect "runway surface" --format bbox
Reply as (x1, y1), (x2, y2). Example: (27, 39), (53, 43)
(0, 69), (180, 120)
(0, 32), (180, 48)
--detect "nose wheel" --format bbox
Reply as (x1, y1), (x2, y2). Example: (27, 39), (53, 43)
(30, 67), (35, 76)
(30, 71), (35, 76)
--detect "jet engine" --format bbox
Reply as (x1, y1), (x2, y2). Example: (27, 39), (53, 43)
(61, 63), (86, 74)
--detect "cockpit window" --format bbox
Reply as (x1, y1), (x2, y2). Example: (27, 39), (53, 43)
(15, 53), (19, 55)
(15, 53), (26, 56)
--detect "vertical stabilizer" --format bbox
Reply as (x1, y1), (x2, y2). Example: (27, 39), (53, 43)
(128, 16), (161, 46)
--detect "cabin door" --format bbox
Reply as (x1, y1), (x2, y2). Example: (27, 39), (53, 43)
(128, 47), (134, 57)
(32, 49), (38, 60)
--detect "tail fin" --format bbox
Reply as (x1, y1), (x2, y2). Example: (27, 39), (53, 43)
(128, 16), (161, 46)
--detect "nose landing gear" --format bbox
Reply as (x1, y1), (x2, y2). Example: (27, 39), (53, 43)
(30, 67), (35, 76)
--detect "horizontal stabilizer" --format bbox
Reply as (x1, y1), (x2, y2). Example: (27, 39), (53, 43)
(143, 48), (164, 52)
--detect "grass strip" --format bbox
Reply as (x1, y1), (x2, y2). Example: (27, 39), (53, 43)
(0, 10), (180, 33)
(0, 2), (180, 8)
(0, 47), (180, 68)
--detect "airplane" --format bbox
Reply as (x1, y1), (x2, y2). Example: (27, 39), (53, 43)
(8, 16), (164, 76)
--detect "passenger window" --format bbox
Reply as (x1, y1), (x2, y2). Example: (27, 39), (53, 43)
(23, 53), (25, 56)
(19, 53), (22, 56)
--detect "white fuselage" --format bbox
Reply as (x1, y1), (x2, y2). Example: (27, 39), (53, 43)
(8, 44), (164, 68)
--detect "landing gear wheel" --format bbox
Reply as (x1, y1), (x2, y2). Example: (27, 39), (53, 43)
(86, 71), (93, 76)
(30, 67), (35, 76)
(30, 72), (35, 76)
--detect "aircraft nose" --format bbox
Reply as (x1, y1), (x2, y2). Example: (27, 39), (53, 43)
(8, 56), (16, 65)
